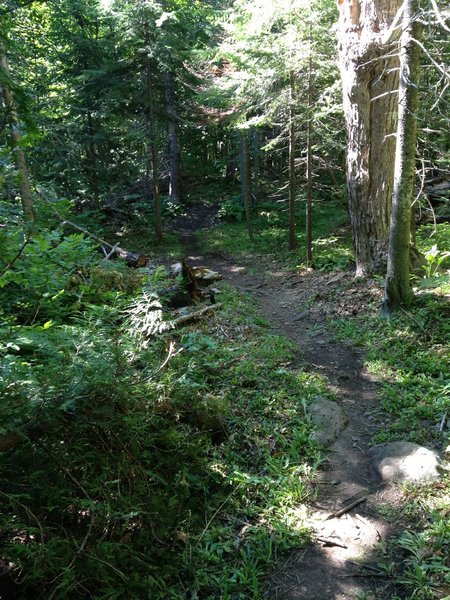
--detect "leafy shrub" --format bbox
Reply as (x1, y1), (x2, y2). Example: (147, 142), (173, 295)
(218, 196), (245, 222)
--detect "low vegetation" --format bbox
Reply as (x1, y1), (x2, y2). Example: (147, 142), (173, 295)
(197, 196), (353, 271)
(0, 200), (331, 598)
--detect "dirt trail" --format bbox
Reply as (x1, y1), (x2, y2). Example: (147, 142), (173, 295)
(173, 206), (400, 599)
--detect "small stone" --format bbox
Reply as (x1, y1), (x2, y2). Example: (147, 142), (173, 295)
(293, 310), (310, 322)
(369, 441), (444, 484)
(308, 397), (349, 446)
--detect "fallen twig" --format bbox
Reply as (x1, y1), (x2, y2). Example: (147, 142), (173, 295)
(439, 411), (448, 434)
(348, 560), (383, 574)
(278, 578), (305, 597)
(325, 497), (367, 520)
(339, 572), (386, 578)
(316, 537), (348, 549)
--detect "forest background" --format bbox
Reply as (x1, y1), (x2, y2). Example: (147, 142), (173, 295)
(0, 0), (449, 598)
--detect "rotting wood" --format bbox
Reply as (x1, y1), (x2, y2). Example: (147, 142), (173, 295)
(325, 496), (367, 520)
(36, 187), (148, 267)
(169, 303), (222, 328)
(182, 259), (203, 302)
(60, 219), (148, 267)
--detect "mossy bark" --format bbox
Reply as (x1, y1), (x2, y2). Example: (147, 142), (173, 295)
(0, 52), (34, 222)
(383, 0), (423, 311)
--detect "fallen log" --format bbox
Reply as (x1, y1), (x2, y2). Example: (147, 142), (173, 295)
(36, 187), (148, 267)
(169, 303), (222, 328)
(60, 219), (148, 267)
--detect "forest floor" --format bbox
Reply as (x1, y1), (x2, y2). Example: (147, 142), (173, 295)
(171, 203), (404, 599)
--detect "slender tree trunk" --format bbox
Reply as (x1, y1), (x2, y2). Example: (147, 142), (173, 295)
(163, 71), (183, 204)
(225, 134), (238, 184)
(306, 22), (313, 266)
(86, 110), (99, 204)
(383, 0), (423, 312)
(288, 71), (297, 251)
(337, 0), (403, 275)
(252, 127), (261, 202)
(0, 52), (34, 222)
(240, 129), (253, 241)
(147, 60), (162, 241)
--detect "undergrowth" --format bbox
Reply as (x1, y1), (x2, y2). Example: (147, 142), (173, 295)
(0, 204), (326, 599)
(328, 225), (450, 600)
(196, 196), (353, 271)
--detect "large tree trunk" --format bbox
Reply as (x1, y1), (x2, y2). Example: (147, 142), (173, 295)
(0, 52), (34, 222)
(163, 71), (183, 204)
(383, 0), (423, 311)
(337, 0), (403, 275)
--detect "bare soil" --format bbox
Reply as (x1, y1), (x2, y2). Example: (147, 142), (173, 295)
(172, 205), (404, 599)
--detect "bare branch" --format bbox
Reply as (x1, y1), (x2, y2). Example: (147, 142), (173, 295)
(429, 0), (450, 33)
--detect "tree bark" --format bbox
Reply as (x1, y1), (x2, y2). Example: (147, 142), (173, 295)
(240, 129), (253, 241)
(163, 71), (183, 204)
(0, 52), (34, 222)
(383, 0), (423, 311)
(86, 110), (100, 204)
(288, 71), (297, 251)
(147, 61), (162, 241)
(306, 23), (313, 266)
(337, 0), (403, 275)
(252, 127), (261, 201)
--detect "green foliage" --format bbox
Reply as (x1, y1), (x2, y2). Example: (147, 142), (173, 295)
(395, 516), (450, 599)
(422, 244), (450, 278)
(0, 218), (325, 598)
(330, 272), (449, 600)
(198, 197), (352, 271)
(218, 195), (246, 222)
(0, 222), (143, 325)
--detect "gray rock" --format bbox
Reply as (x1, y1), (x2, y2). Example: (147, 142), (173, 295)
(308, 397), (349, 446)
(293, 310), (310, 322)
(369, 441), (443, 484)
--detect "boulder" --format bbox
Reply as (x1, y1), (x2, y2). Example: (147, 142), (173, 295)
(308, 397), (348, 446)
(369, 441), (443, 484)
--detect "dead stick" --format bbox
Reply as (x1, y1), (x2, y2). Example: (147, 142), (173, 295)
(339, 572), (386, 579)
(104, 243), (119, 260)
(278, 579), (305, 597)
(61, 219), (116, 250)
(348, 561), (383, 573)
(170, 303), (222, 328)
(36, 189), (138, 259)
(439, 411), (448, 434)
(316, 537), (348, 549)
(325, 497), (367, 520)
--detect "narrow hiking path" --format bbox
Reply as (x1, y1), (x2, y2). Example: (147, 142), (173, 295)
(172, 205), (401, 599)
